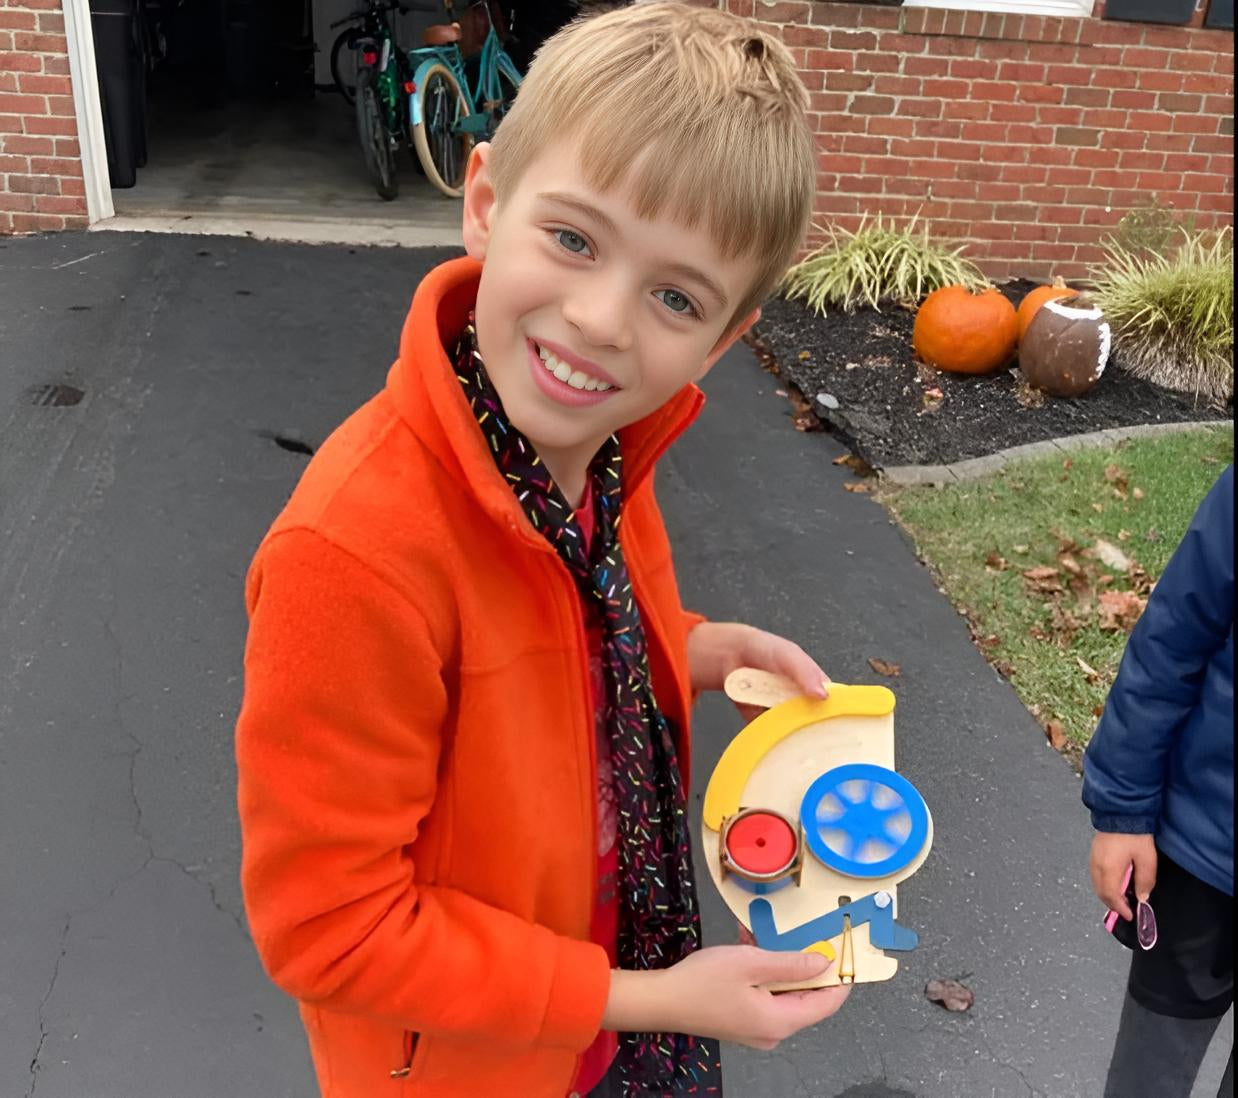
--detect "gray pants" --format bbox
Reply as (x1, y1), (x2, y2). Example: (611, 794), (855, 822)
(1104, 991), (1234, 1098)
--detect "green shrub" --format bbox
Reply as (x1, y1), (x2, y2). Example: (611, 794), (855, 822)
(1090, 226), (1233, 407)
(781, 212), (986, 315)
(1110, 201), (1197, 260)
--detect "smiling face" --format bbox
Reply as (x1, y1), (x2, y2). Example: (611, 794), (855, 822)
(461, 138), (762, 502)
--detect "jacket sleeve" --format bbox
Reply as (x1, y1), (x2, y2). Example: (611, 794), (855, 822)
(1082, 464), (1235, 834)
(235, 528), (609, 1050)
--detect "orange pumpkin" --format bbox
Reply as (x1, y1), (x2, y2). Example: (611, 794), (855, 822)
(1016, 278), (1080, 340)
(913, 285), (1019, 375)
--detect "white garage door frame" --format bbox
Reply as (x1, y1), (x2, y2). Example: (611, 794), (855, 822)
(62, 0), (114, 224)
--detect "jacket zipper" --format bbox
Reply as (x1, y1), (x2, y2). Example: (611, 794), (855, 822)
(390, 1031), (420, 1079)
(565, 573), (599, 1092)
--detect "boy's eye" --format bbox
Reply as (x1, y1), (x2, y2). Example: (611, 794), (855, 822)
(656, 288), (697, 316)
(554, 229), (591, 256)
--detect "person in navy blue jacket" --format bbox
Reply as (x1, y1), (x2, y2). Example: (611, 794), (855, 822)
(1083, 462), (1234, 1098)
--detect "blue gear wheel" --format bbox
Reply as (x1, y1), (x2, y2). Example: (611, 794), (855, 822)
(800, 763), (928, 879)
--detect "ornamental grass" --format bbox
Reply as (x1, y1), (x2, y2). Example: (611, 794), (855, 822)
(781, 212), (986, 315)
(1090, 226), (1233, 407)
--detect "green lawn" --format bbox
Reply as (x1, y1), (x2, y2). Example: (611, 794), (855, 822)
(882, 426), (1234, 754)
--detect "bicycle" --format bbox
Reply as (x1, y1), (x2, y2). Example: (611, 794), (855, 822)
(336, 0), (417, 200)
(406, 0), (523, 198)
(328, 0), (405, 106)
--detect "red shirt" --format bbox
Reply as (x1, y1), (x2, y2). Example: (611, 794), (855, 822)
(569, 481), (620, 1095)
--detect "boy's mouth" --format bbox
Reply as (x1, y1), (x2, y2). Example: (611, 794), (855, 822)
(530, 338), (620, 393)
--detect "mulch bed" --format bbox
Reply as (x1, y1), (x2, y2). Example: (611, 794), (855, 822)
(749, 279), (1230, 470)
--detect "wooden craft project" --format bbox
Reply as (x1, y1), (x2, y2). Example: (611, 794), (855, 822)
(702, 669), (933, 992)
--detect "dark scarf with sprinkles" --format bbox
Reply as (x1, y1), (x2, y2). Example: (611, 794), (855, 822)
(453, 317), (720, 1096)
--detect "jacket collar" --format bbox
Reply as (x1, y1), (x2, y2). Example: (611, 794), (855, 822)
(387, 257), (705, 549)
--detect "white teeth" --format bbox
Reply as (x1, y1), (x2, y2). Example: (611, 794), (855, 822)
(533, 341), (613, 393)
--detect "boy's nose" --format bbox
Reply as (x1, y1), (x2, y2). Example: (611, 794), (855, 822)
(561, 287), (634, 354)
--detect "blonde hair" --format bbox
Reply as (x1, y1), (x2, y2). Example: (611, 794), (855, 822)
(488, 1), (816, 329)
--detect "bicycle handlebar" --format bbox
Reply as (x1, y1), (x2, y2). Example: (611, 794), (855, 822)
(330, 0), (420, 29)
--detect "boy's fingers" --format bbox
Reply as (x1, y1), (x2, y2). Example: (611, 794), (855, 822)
(764, 637), (830, 699)
(1094, 860), (1132, 921)
(1133, 847), (1158, 904)
(747, 947), (831, 985)
(770, 984), (852, 1029)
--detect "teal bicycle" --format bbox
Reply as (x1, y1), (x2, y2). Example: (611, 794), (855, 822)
(407, 0), (523, 197)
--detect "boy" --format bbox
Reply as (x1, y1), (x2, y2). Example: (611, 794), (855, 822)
(1083, 463), (1234, 1098)
(235, 5), (850, 1097)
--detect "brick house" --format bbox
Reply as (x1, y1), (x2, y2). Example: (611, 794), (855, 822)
(1, 0), (1233, 284)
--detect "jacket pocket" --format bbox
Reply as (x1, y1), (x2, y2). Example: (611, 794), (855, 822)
(389, 1031), (421, 1083)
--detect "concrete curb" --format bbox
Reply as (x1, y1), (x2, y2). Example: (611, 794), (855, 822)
(879, 420), (1232, 486)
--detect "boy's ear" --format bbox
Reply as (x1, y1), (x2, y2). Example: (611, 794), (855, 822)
(693, 305), (762, 382)
(461, 142), (496, 262)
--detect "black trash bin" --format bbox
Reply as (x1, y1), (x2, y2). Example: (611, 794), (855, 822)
(90, 0), (146, 188)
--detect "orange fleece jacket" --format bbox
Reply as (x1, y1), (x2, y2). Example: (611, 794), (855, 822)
(235, 257), (708, 1097)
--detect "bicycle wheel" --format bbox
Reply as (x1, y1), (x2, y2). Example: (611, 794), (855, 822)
(330, 29), (360, 105)
(412, 62), (473, 198)
(355, 66), (399, 201)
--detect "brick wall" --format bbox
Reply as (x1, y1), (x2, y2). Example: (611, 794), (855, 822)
(726, 0), (1234, 283)
(0, 0), (88, 234)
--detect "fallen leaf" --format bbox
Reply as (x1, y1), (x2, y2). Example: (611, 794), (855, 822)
(1058, 554), (1084, 576)
(1045, 720), (1068, 750)
(1126, 562), (1155, 595)
(797, 351), (812, 361)
(1118, 529), (1132, 542)
(1022, 565), (1063, 594)
(1015, 378), (1046, 409)
(1098, 590), (1147, 632)
(926, 978), (975, 1012)
(844, 481), (874, 493)
(1012, 544), (1029, 554)
(833, 453), (876, 476)
(1133, 486), (1145, 500)
(868, 657), (901, 677)
(1077, 656), (1101, 683)
(1093, 539), (1133, 571)
(1062, 458), (1073, 471)
(1092, 704), (1105, 717)
(984, 551), (1009, 572)
(1091, 502), (1105, 513)
(993, 659), (1015, 678)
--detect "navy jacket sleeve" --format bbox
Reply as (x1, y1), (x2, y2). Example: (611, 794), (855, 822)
(1082, 464), (1235, 833)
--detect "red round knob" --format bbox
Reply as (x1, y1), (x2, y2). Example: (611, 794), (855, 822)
(725, 811), (797, 876)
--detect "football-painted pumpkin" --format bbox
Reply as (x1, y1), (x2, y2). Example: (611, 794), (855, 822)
(1019, 297), (1112, 397)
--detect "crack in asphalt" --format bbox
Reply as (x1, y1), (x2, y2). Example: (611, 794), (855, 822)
(100, 590), (249, 938)
(26, 916), (71, 1098)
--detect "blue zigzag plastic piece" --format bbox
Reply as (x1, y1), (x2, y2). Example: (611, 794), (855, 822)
(749, 893), (919, 952)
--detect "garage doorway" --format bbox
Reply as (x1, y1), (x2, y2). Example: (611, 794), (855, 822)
(67, 0), (592, 247)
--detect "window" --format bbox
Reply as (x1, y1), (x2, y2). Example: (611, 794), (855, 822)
(900, 0), (1093, 15)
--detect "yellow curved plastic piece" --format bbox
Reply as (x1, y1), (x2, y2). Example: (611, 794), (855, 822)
(802, 940), (837, 963)
(702, 685), (895, 830)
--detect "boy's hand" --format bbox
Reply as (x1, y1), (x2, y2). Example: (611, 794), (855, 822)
(686, 622), (829, 720)
(1090, 832), (1157, 920)
(603, 946), (850, 1050)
